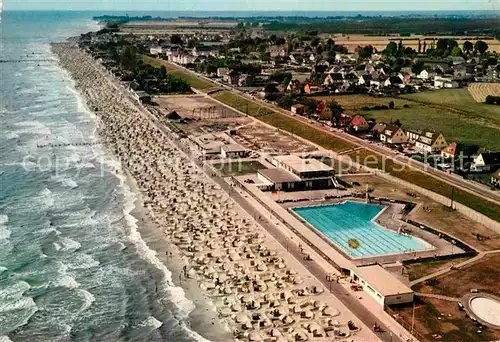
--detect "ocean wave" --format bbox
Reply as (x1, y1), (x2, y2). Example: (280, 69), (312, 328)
(0, 281), (31, 302)
(50, 175), (78, 189)
(58, 237), (81, 253)
(0, 215), (8, 226)
(4, 132), (19, 140)
(0, 226), (11, 242)
(77, 289), (95, 312)
(33, 227), (61, 236)
(53, 275), (80, 289)
(0, 335), (14, 342)
(65, 254), (100, 271)
(136, 316), (163, 330)
(0, 267), (7, 275)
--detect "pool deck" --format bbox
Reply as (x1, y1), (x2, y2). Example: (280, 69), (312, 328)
(284, 199), (463, 265)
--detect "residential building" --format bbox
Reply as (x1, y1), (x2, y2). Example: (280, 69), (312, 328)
(350, 115), (369, 132)
(323, 73), (344, 87)
(149, 46), (163, 55)
(304, 83), (322, 95)
(268, 45), (287, 58)
(380, 124), (408, 145)
(441, 142), (480, 160)
(260, 83), (281, 99)
(434, 76), (459, 89)
(291, 104), (305, 115)
(415, 131), (448, 153)
(471, 152), (500, 172)
(193, 46), (219, 57)
(418, 69), (437, 80)
(406, 130), (421, 143)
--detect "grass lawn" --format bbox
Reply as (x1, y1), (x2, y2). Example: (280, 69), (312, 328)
(141, 56), (216, 90)
(405, 257), (470, 281)
(315, 92), (500, 150)
(213, 161), (266, 176)
(212, 91), (275, 117)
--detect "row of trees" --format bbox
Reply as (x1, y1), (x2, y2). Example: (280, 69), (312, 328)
(110, 45), (191, 94)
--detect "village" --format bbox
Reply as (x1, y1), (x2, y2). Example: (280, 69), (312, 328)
(81, 21), (500, 189)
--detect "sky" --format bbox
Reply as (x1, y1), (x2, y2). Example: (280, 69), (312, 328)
(3, 0), (499, 11)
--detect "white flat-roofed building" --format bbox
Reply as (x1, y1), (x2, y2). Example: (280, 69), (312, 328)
(268, 155), (336, 190)
(220, 144), (249, 159)
(258, 168), (302, 191)
(350, 265), (414, 306)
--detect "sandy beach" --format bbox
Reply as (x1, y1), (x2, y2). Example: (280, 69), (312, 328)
(51, 42), (378, 342)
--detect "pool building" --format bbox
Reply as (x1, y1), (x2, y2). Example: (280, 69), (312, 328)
(292, 201), (433, 259)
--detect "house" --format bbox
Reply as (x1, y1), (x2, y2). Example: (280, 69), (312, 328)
(291, 104), (305, 115)
(434, 76), (459, 89)
(193, 46), (219, 57)
(220, 144), (249, 159)
(303, 83), (322, 95)
(471, 152), (500, 172)
(169, 53), (197, 65)
(380, 124), (408, 145)
(268, 45), (287, 58)
(323, 73), (344, 87)
(260, 83), (281, 99)
(165, 110), (183, 122)
(134, 91), (152, 104)
(358, 74), (372, 86)
(406, 130), (421, 143)
(415, 130), (448, 153)
(441, 142), (480, 160)
(150, 46), (163, 55)
(350, 115), (369, 132)
(384, 76), (403, 88)
(371, 123), (387, 137)
(418, 69), (437, 80)
(286, 79), (301, 92)
(217, 67), (230, 78)
(491, 169), (500, 188)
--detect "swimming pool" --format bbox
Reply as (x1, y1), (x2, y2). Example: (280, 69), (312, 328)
(292, 201), (433, 258)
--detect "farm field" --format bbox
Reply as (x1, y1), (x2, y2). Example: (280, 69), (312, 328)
(332, 34), (500, 53)
(316, 91), (500, 150)
(468, 83), (500, 102)
(142, 56), (216, 90)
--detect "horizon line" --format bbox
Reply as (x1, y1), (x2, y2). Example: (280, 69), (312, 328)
(4, 9), (498, 12)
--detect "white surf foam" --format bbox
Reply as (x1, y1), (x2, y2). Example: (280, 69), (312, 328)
(137, 316), (163, 330)
(58, 237), (82, 253)
(0, 267), (7, 274)
(53, 275), (80, 289)
(77, 289), (95, 312)
(0, 336), (14, 342)
(0, 215), (8, 226)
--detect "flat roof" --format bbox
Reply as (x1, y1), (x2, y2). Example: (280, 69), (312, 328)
(275, 155), (333, 174)
(258, 168), (302, 183)
(353, 265), (413, 297)
(221, 144), (248, 153)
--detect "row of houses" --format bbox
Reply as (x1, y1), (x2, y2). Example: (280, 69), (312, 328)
(343, 115), (500, 172)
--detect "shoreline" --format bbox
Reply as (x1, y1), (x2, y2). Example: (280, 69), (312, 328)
(125, 172), (231, 341)
(51, 42), (378, 342)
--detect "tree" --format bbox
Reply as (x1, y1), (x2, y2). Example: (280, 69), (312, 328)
(474, 40), (489, 55)
(436, 38), (448, 52)
(487, 57), (498, 66)
(389, 101), (395, 109)
(357, 45), (374, 60)
(187, 39), (199, 48)
(310, 37), (321, 47)
(326, 38), (335, 51)
(275, 37), (286, 46)
(463, 41), (473, 54)
(119, 45), (138, 71)
(328, 101), (344, 126)
(384, 42), (398, 57)
(451, 46), (463, 57)
(403, 47), (416, 57)
(170, 34), (183, 45)
(236, 22), (244, 29)
(411, 61), (424, 75)
(315, 44), (324, 55)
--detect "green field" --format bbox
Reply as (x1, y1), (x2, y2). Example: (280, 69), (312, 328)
(316, 91), (500, 150)
(212, 91), (275, 117)
(142, 56), (216, 90)
(213, 161), (266, 176)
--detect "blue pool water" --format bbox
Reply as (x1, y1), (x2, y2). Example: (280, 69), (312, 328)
(292, 201), (432, 258)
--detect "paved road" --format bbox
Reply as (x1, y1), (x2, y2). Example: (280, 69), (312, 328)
(166, 60), (500, 207)
(95, 55), (407, 342)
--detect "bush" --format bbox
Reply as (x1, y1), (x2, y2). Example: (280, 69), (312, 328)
(403, 104), (409, 108)
(485, 95), (500, 105)
(389, 101), (395, 109)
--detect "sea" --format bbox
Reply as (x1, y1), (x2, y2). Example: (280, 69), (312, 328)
(0, 11), (211, 342)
